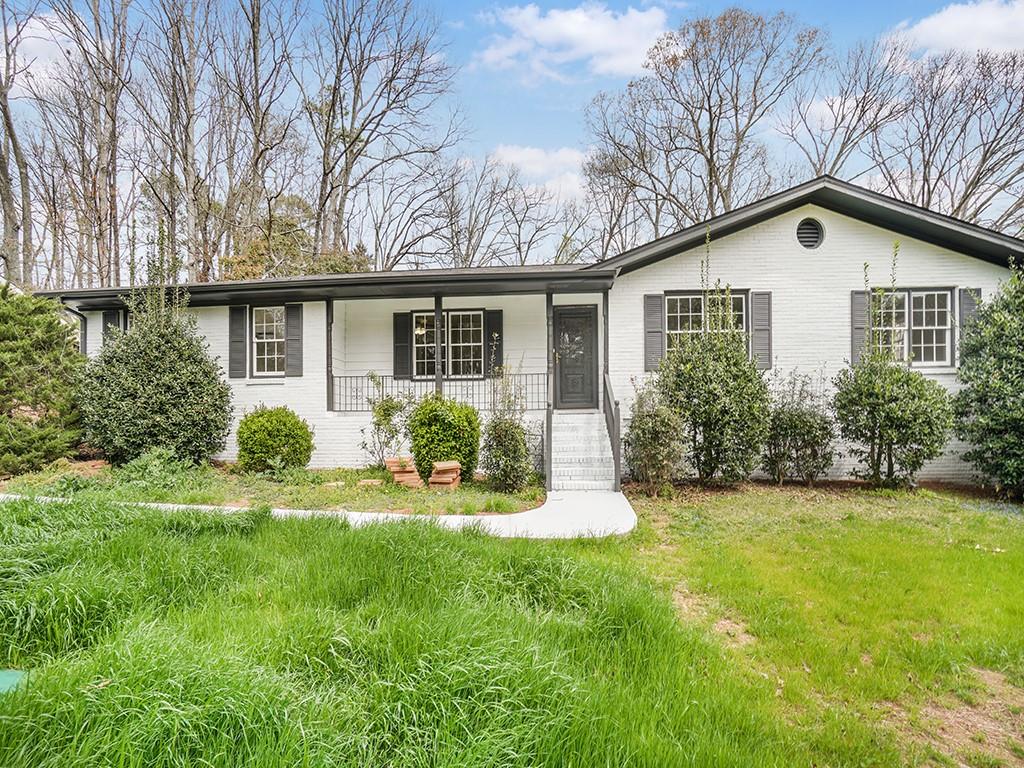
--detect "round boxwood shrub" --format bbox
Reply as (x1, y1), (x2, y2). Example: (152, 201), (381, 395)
(481, 416), (531, 492)
(77, 304), (232, 465)
(954, 268), (1024, 498)
(0, 287), (83, 476)
(407, 394), (481, 482)
(833, 351), (952, 488)
(236, 405), (314, 473)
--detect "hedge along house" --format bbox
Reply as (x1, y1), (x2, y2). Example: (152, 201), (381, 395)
(44, 177), (1023, 490)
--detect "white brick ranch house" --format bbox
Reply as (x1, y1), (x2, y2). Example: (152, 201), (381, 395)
(44, 177), (1022, 490)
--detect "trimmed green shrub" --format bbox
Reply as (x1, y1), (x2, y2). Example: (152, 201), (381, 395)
(954, 269), (1024, 498)
(833, 352), (952, 487)
(657, 322), (769, 484)
(77, 303), (232, 465)
(482, 417), (531, 492)
(236, 405), (314, 473)
(407, 394), (481, 482)
(762, 371), (836, 486)
(0, 287), (83, 476)
(624, 378), (682, 492)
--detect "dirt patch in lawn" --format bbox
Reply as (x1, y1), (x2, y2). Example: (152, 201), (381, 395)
(672, 584), (756, 648)
(883, 668), (1024, 766)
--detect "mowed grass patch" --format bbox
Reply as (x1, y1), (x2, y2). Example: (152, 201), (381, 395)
(625, 484), (1024, 763)
(0, 498), (811, 767)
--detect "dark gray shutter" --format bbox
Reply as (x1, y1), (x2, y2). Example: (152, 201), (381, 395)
(228, 306), (247, 378)
(393, 312), (412, 380)
(643, 294), (664, 371)
(850, 291), (869, 364)
(285, 304), (303, 377)
(959, 288), (981, 332)
(484, 309), (503, 377)
(750, 291), (772, 370)
(102, 310), (121, 345)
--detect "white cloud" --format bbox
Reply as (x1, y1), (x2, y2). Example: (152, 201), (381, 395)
(492, 143), (587, 199)
(476, 3), (668, 80)
(896, 0), (1024, 53)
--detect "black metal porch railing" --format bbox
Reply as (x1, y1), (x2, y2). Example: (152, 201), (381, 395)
(331, 373), (548, 412)
(602, 371), (622, 492)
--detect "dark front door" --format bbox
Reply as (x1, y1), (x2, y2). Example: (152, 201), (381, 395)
(554, 305), (598, 409)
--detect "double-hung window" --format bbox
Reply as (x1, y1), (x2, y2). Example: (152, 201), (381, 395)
(252, 306), (286, 375)
(871, 289), (952, 365)
(666, 293), (747, 350)
(413, 310), (484, 379)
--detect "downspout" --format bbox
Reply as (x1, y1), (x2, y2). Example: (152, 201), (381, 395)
(61, 300), (88, 355)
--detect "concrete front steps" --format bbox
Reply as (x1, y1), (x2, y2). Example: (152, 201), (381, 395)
(550, 410), (616, 491)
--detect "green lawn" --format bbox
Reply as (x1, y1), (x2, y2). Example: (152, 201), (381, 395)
(3, 458), (545, 516)
(1, 484), (1022, 766)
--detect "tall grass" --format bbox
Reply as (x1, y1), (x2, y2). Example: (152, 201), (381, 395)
(0, 497), (812, 766)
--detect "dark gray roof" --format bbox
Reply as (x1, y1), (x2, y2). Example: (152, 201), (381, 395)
(41, 263), (615, 310)
(586, 175), (1024, 274)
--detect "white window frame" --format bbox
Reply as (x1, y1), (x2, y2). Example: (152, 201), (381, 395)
(412, 309), (485, 380)
(666, 292), (748, 351)
(252, 306), (287, 377)
(871, 288), (953, 366)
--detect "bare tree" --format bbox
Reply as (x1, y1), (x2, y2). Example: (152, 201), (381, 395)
(0, 0), (36, 286)
(781, 37), (909, 177)
(296, 0), (457, 263)
(869, 50), (1024, 235)
(585, 8), (826, 254)
(498, 170), (560, 266)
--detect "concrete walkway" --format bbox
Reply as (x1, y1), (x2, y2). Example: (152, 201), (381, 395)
(0, 490), (637, 540)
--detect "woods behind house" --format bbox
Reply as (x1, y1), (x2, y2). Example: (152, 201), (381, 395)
(1, 2), (1022, 289)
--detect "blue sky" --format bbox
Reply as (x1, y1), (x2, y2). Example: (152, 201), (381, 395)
(435, 0), (1024, 196)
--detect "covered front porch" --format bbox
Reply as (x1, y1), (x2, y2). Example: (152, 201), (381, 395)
(320, 272), (621, 490)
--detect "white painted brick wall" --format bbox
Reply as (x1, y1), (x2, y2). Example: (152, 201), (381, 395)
(78, 204), (1011, 479)
(608, 204), (1011, 482)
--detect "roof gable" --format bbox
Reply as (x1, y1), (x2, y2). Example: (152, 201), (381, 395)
(588, 176), (1024, 274)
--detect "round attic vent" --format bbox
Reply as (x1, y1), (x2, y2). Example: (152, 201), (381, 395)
(797, 218), (824, 249)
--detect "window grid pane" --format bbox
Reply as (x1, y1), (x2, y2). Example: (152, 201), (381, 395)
(910, 291), (950, 364)
(872, 291), (908, 361)
(447, 311), (484, 378)
(252, 307), (286, 375)
(666, 296), (703, 349)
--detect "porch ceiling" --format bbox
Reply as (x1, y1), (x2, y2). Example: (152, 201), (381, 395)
(39, 266), (618, 310)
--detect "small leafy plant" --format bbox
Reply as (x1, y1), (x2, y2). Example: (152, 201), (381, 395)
(360, 372), (415, 468)
(624, 378), (682, 493)
(833, 351), (952, 487)
(406, 394), (481, 482)
(657, 288), (769, 484)
(236, 405), (315, 473)
(762, 371), (836, 486)
(481, 367), (533, 493)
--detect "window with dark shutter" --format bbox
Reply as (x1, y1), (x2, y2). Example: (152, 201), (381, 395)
(750, 292), (772, 370)
(228, 306), (248, 378)
(850, 291), (869, 364)
(643, 294), (664, 371)
(393, 312), (412, 380)
(285, 304), (303, 376)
